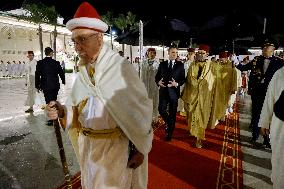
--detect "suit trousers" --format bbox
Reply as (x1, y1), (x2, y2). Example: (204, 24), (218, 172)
(43, 89), (59, 104)
(158, 89), (178, 137)
(251, 90), (270, 144)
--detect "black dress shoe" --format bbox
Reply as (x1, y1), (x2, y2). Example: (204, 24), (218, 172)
(249, 137), (258, 143)
(25, 108), (34, 113)
(164, 127), (169, 133)
(249, 137), (258, 147)
(165, 135), (171, 142)
(263, 141), (271, 149)
(46, 120), (53, 126)
(165, 133), (172, 141)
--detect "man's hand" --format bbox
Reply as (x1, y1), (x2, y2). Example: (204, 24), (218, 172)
(158, 78), (166, 87)
(168, 78), (178, 88)
(127, 151), (144, 169)
(47, 101), (64, 121)
(260, 127), (270, 136)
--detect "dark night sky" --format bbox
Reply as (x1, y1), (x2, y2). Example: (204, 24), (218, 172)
(1, 0), (284, 48)
(1, 0), (283, 25)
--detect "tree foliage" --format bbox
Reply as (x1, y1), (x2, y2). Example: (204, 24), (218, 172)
(101, 11), (138, 34)
(101, 11), (114, 26)
(20, 1), (58, 25)
(19, 0), (59, 59)
(126, 11), (138, 31)
(114, 14), (128, 33)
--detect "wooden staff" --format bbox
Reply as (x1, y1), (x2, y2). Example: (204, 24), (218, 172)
(53, 119), (72, 189)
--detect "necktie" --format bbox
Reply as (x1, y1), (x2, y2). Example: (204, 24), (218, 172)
(169, 60), (173, 69)
(168, 61), (173, 83)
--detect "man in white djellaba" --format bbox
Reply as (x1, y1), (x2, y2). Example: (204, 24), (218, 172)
(0, 60), (5, 78)
(11, 61), (17, 78)
(258, 67), (284, 189)
(178, 47), (195, 116)
(141, 48), (160, 122)
(24, 51), (38, 113)
(46, 2), (153, 189)
(7, 61), (12, 77)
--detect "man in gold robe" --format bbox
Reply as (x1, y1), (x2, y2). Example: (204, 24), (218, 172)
(208, 52), (238, 128)
(181, 44), (216, 148)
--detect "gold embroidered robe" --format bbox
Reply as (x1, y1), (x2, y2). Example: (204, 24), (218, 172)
(208, 61), (238, 127)
(181, 60), (216, 140)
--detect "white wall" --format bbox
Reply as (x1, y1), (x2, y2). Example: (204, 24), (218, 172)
(122, 45), (169, 63)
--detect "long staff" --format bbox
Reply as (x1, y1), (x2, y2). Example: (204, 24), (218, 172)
(53, 119), (72, 189)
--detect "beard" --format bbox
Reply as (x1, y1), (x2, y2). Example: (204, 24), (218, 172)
(77, 50), (95, 65)
(78, 58), (89, 66)
(196, 54), (205, 61)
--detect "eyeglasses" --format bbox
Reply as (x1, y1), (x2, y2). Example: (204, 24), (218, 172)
(197, 52), (206, 55)
(71, 33), (99, 46)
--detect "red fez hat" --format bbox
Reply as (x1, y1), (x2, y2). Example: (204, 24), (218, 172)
(219, 52), (228, 58)
(66, 2), (108, 32)
(198, 44), (210, 53)
(147, 48), (156, 52)
(187, 48), (195, 53)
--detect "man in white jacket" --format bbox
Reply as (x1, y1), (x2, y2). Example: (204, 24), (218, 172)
(47, 2), (153, 189)
(258, 67), (284, 189)
(24, 51), (38, 113)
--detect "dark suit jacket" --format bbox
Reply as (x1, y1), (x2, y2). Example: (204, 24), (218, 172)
(236, 56), (284, 94)
(155, 60), (185, 99)
(35, 57), (65, 91)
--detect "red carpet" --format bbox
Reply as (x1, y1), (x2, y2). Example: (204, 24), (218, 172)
(58, 106), (243, 189)
(148, 109), (243, 189)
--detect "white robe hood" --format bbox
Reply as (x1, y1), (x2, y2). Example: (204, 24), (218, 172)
(66, 44), (153, 155)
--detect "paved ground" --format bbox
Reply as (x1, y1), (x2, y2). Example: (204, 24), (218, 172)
(0, 74), (80, 189)
(238, 94), (273, 189)
(0, 75), (273, 189)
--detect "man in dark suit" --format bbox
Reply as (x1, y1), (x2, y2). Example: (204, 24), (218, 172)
(236, 42), (284, 148)
(35, 47), (65, 126)
(155, 46), (185, 141)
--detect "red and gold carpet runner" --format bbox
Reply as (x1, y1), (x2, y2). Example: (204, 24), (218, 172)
(58, 107), (243, 189)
